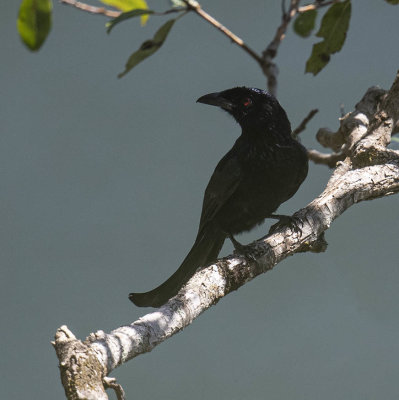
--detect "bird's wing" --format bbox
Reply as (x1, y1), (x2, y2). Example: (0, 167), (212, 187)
(275, 142), (309, 198)
(197, 152), (242, 234)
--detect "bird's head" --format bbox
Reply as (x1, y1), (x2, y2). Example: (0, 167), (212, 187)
(197, 87), (291, 138)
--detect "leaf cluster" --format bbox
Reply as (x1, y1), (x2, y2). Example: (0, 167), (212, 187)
(16, 0), (398, 78)
(294, 1), (352, 75)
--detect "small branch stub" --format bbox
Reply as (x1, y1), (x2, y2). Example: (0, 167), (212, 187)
(104, 377), (126, 400)
(53, 326), (108, 400)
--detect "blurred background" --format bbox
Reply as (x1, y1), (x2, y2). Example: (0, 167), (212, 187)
(1, 1), (399, 399)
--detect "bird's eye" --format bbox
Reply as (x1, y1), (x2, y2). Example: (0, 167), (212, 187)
(242, 98), (252, 107)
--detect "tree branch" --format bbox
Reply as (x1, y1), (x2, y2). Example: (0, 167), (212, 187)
(309, 86), (390, 168)
(53, 71), (399, 399)
(307, 148), (345, 167)
(260, 0), (300, 95)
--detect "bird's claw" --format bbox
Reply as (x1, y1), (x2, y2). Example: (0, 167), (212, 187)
(233, 242), (257, 263)
(269, 215), (303, 236)
(228, 234), (257, 262)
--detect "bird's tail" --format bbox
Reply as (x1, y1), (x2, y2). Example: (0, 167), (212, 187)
(129, 227), (225, 308)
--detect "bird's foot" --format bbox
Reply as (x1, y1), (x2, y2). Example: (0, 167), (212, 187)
(228, 234), (257, 262)
(268, 214), (303, 236)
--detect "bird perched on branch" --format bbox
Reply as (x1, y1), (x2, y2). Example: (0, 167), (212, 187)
(129, 87), (308, 308)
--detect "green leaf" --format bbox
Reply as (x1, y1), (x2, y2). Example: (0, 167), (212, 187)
(118, 18), (176, 78)
(107, 9), (154, 33)
(306, 0), (351, 75)
(17, 0), (52, 51)
(99, 0), (150, 25)
(385, 0), (399, 4)
(294, 10), (317, 38)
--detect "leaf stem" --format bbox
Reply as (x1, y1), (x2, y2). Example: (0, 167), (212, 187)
(60, 0), (186, 18)
(298, 0), (340, 13)
(60, 0), (120, 17)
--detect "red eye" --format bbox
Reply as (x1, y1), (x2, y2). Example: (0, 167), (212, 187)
(242, 98), (252, 107)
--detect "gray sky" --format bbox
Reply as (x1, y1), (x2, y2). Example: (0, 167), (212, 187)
(1, 1), (399, 399)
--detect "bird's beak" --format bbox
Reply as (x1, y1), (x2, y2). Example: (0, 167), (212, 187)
(196, 92), (234, 111)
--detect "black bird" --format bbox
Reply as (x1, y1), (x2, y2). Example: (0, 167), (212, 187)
(129, 87), (308, 308)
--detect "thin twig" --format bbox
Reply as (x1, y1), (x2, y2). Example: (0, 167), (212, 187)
(263, 0), (300, 59)
(260, 0), (300, 95)
(292, 108), (319, 137)
(183, 0), (263, 65)
(60, 0), (121, 17)
(281, 0), (287, 17)
(103, 377), (126, 400)
(307, 149), (345, 167)
(298, 0), (339, 13)
(61, 0), (263, 66)
(260, 0), (342, 95)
